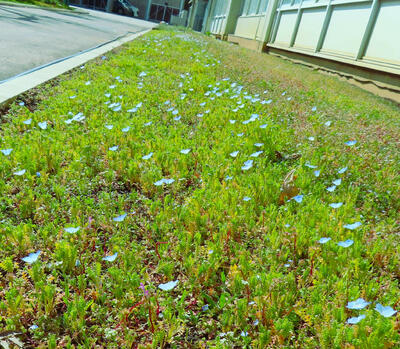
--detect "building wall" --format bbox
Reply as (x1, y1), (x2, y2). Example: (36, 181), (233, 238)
(269, 0), (400, 74)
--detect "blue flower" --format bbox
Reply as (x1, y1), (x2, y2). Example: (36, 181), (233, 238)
(1, 149), (12, 156)
(22, 250), (41, 264)
(329, 202), (343, 209)
(14, 169), (26, 176)
(292, 195), (303, 203)
(326, 185), (336, 192)
(38, 121), (47, 130)
(242, 160), (253, 171)
(332, 179), (342, 186)
(180, 149), (191, 154)
(346, 298), (370, 310)
(344, 222), (362, 230)
(312, 106), (317, 112)
(105, 124), (113, 130)
(305, 162), (317, 169)
(318, 237), (331, 244)
(64, 227), (80, 234)
(229, 119), (236, 124)
(346, 314), (365, 324)
(109, 146), (119, 152)
(325, 121), (332, 127)
(254, 143), (264, 148)
(142, 152), (153, 160)
(314, 170), (320, 177)
(338, 167), (348, 174)
(243, 196), (251, 202)
(122, 126), (130, 132)
(375, 303), (397, 317)
(202, 304), (209, 311)
(250, 151), (263, 158)
(230, 151), (239, 158)
(260, 124), (268, 129)
(154, 178), (175, 186)
(102, 253), (118, 262)
(345, 140), (357, 146)
(23, 118), (32, 125)
(158, 280), (179, 291)
(338, 239), (354, 248)
(113, 213), (127, 222)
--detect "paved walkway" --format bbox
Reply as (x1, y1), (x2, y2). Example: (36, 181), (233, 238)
(0, 5), (156, 81)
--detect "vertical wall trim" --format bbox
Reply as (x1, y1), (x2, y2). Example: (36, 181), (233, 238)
(289, 0), (304, 47)
(315, 0), (333, 52)
(356, 0), (380, 60)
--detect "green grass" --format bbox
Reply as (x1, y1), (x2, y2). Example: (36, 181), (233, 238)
(2, 0), (69, 9)
(0, 26), (399, 348)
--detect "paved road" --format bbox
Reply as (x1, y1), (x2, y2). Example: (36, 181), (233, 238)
(0, 5), (156, 81)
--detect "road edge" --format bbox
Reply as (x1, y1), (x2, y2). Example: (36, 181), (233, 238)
(0, 28), (154, 105)
(0, 1), (88, 13)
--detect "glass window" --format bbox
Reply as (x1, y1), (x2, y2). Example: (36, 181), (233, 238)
(258, 0), (269, 13)
(248, 0), (260, 14)
(241, 0), (251, 15)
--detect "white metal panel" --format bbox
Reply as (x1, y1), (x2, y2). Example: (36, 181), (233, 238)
(294, 8), (325, 49)
(364, 0), (400, 63)
(234, 15), (268, 39)
(274, 11), (297, 45)
(321, 4), (370, 57)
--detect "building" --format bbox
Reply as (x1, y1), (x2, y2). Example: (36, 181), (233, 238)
(71, 0), (186, 23)
(196, 0), (400, 99)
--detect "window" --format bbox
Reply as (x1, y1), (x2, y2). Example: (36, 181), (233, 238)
(248, 0), (260, 14)
(258, 0), (269, 13)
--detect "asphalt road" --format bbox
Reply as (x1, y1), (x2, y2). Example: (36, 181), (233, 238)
(0, 5), (156, 81)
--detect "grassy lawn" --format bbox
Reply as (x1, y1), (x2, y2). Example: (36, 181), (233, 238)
(0, 26), (399, 348)
(2, 0), (69, 9)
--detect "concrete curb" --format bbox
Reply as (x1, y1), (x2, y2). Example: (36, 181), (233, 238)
(0, 28), (154, 105)
(0, 1), (88, 14)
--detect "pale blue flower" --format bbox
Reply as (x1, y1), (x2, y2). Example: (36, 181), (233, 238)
(318, 237), (331, 244)
(333, 179), (342, 186)
(14, 169), (26, 176)
(344, 222), (362, 230)
(314, 170), (320, 177)
(64, 227), (80, 234)
(260, 124), (268, 129)
(122, 126), (130, 132)
(105, 124), (113, 130)
(338, 239), (354, 248)
(329, 202), (343, 209)
(305, 162), (317, 169)
(1, 149), (12, 156)
(292, 195), (303, 203)
(113, 213), (127, 222)
(158, 280), (179, 291)
(312, 106), (317, 112)
(347, 314), (365, 324)
(174, 116), (181, 121)
(326, 185), (336, 192)
(242, 160), (253, 171)
(142, 152), (153, 160)
(325, 121), (332, 127)
(109, 146), (119, 152)
(23, 118), (32, 125)
(180, 149), (191, 154)
(345, 140), (357, 146)
(347, 298), (370, 310)
(202, 304), (209, 311)
(230, 151), (239, 158)
(254, 143), (264, 148)
(102, 252), (118, 262)
(243, 196), (251, 202)
(29, 324), (39, 330)
(250, 151), (263, 158)
(22, 250), (41, 264)
(38, 121), (47, 130)
(154, 178), (175, 186)
(375, 303), (397, 318)
(308, 136), (315, 141)
(229, 120), (236, 124)
(338, 167), (348, 174)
